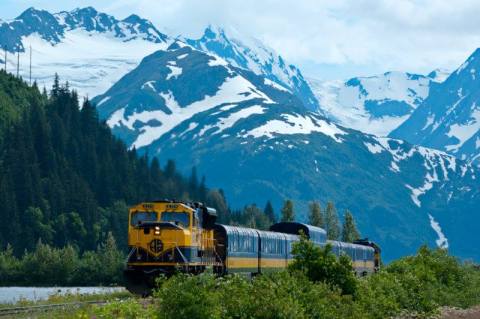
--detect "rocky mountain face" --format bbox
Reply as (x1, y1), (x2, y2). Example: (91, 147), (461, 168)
(391, 50), (480, 164)
(0, 6), (167, 52)
(0, 7), (170, 97)
(186, 26), (319, 111)
(0, 8), (313, 111)
(309, 70), (449, 137)
(94, 43), (480, 262)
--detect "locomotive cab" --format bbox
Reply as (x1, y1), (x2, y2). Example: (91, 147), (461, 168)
(124, 201), (220, 295)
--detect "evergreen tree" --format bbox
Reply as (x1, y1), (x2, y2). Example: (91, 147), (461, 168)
(280, 199), (295, 222)
(243, 204), (270, 230)
(264, 200), (276, 223)
(51, 73), (60, 97)
(325, 202), (340, 240)
(0, 72), (217, 254)
(206, 189), (229, 222)
(308, 201), (324, 228)
(341, 210), (360, 243)
(198, 176), (207, 203)
(189, 167), (199, 198)
(165, 160), (176, 179)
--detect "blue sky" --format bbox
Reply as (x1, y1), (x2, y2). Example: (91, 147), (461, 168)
(2, 0), (480, 80)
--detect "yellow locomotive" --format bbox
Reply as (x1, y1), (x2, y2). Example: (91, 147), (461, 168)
(124, 200), (221, 294)
(124, 200), (381, 295)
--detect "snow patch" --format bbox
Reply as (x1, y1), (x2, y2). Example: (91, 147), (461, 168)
(264, 78), (289, 92)
(243, 114), (346, 142)
(106, 107), (126, 128)
(364, 142), (383, 154)
(213, 105), (266, 135)
(97, 96), (111, 106)
(116, 74), (273, 148)
(166, 63), (182, 80)
(422, 114), (435, 131)
(208, 55), (229, 67)
(15, 30), (169, 99)
(141, 81), (156, 92)
(308, 71), (433, 136)
(428, 214), (449, 249)
(445, 108), (480, 152)
(179, 122), (198, 137)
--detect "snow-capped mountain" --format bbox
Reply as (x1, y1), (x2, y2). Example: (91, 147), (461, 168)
(391, 49), (480, 164)
(0, 7), (170, 97)
(0, 8), (318, 111)
(309, 70), (449, 136)
(185, 26), (319, 111)
(94, 43), (480, 261)
(391, 49), (480, 163)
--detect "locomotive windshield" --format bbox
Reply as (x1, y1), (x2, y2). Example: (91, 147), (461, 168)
(131, 211), (158, 226)
(161, 212), (190, 228)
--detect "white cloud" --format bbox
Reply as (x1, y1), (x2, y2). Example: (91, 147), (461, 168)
(3, 0), (480, 80)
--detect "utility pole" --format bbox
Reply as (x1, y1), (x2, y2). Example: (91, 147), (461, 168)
(16, 48), (19, 78)
(3, 46), (6, 73)
(29, 46), (32, 85)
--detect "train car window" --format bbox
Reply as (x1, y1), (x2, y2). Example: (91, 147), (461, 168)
(161, 212), (190, 228)
(131, 211), (157, 226)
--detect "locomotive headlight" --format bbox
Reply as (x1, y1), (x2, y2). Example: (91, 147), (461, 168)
(154, 226), (160, 235)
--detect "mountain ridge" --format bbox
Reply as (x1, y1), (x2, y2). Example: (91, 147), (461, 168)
(390, 49), (480, 164)
(93, 43), (480, 262)
(309, 69), (450, 137)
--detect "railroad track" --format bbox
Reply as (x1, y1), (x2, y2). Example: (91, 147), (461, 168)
(0, 300), (107, 317)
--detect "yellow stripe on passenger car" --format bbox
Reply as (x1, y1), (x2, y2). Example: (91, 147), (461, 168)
(260, 258), (287, 268)
(226, 257), (259, 269)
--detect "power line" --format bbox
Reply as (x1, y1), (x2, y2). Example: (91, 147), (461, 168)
(16, 48), (19, 78)
(29, 46), (32, 85)
(3, 46), (6, 73)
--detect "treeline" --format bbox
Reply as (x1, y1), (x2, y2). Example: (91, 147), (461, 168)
(0, 70), (364, 260)
(226, 199), (361, 243)
(0, 233), (124, 286)
(0, 72), (228, 254)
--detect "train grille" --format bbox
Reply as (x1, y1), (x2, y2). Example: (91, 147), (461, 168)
(149, 239), (163, 254)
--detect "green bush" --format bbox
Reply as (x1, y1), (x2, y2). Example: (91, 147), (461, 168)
(89, 299), (157, 319)
(0, 232), (124, 286)
(384, 246), (480, 312)
(154, 274), (223, 319)
(288, 233), (358, 295)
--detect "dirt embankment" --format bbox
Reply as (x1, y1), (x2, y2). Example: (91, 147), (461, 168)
(438, 306), (480, 319)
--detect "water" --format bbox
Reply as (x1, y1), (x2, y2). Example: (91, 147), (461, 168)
(0, 287), (125, 304)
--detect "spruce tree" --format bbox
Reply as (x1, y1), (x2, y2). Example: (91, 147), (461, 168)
(264, 200), (276, 223)
(325, 201), (340, 240)
(308, 201), (324, 227)
(51, 73), (60, 97)
(198, 176), (207, 202)
(280, 199), (295, 222)
(341, 210), (360, 243)
(189, 166), (199, 199)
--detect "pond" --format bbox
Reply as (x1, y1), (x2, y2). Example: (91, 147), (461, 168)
(0, 287), (125, 304)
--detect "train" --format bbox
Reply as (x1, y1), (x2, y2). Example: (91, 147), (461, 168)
(123, 201), (381, 295)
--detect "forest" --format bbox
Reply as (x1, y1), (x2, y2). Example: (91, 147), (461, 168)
(0, 71), (230, 254)
(0, 71), (362, 285)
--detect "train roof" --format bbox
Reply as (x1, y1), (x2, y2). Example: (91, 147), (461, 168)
(269, 222), (326, 244)
(213, 224), (258, 237)
(327, 240), (375, 251)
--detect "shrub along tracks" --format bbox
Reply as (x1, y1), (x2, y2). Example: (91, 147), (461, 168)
(0, 300), (107, 317)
